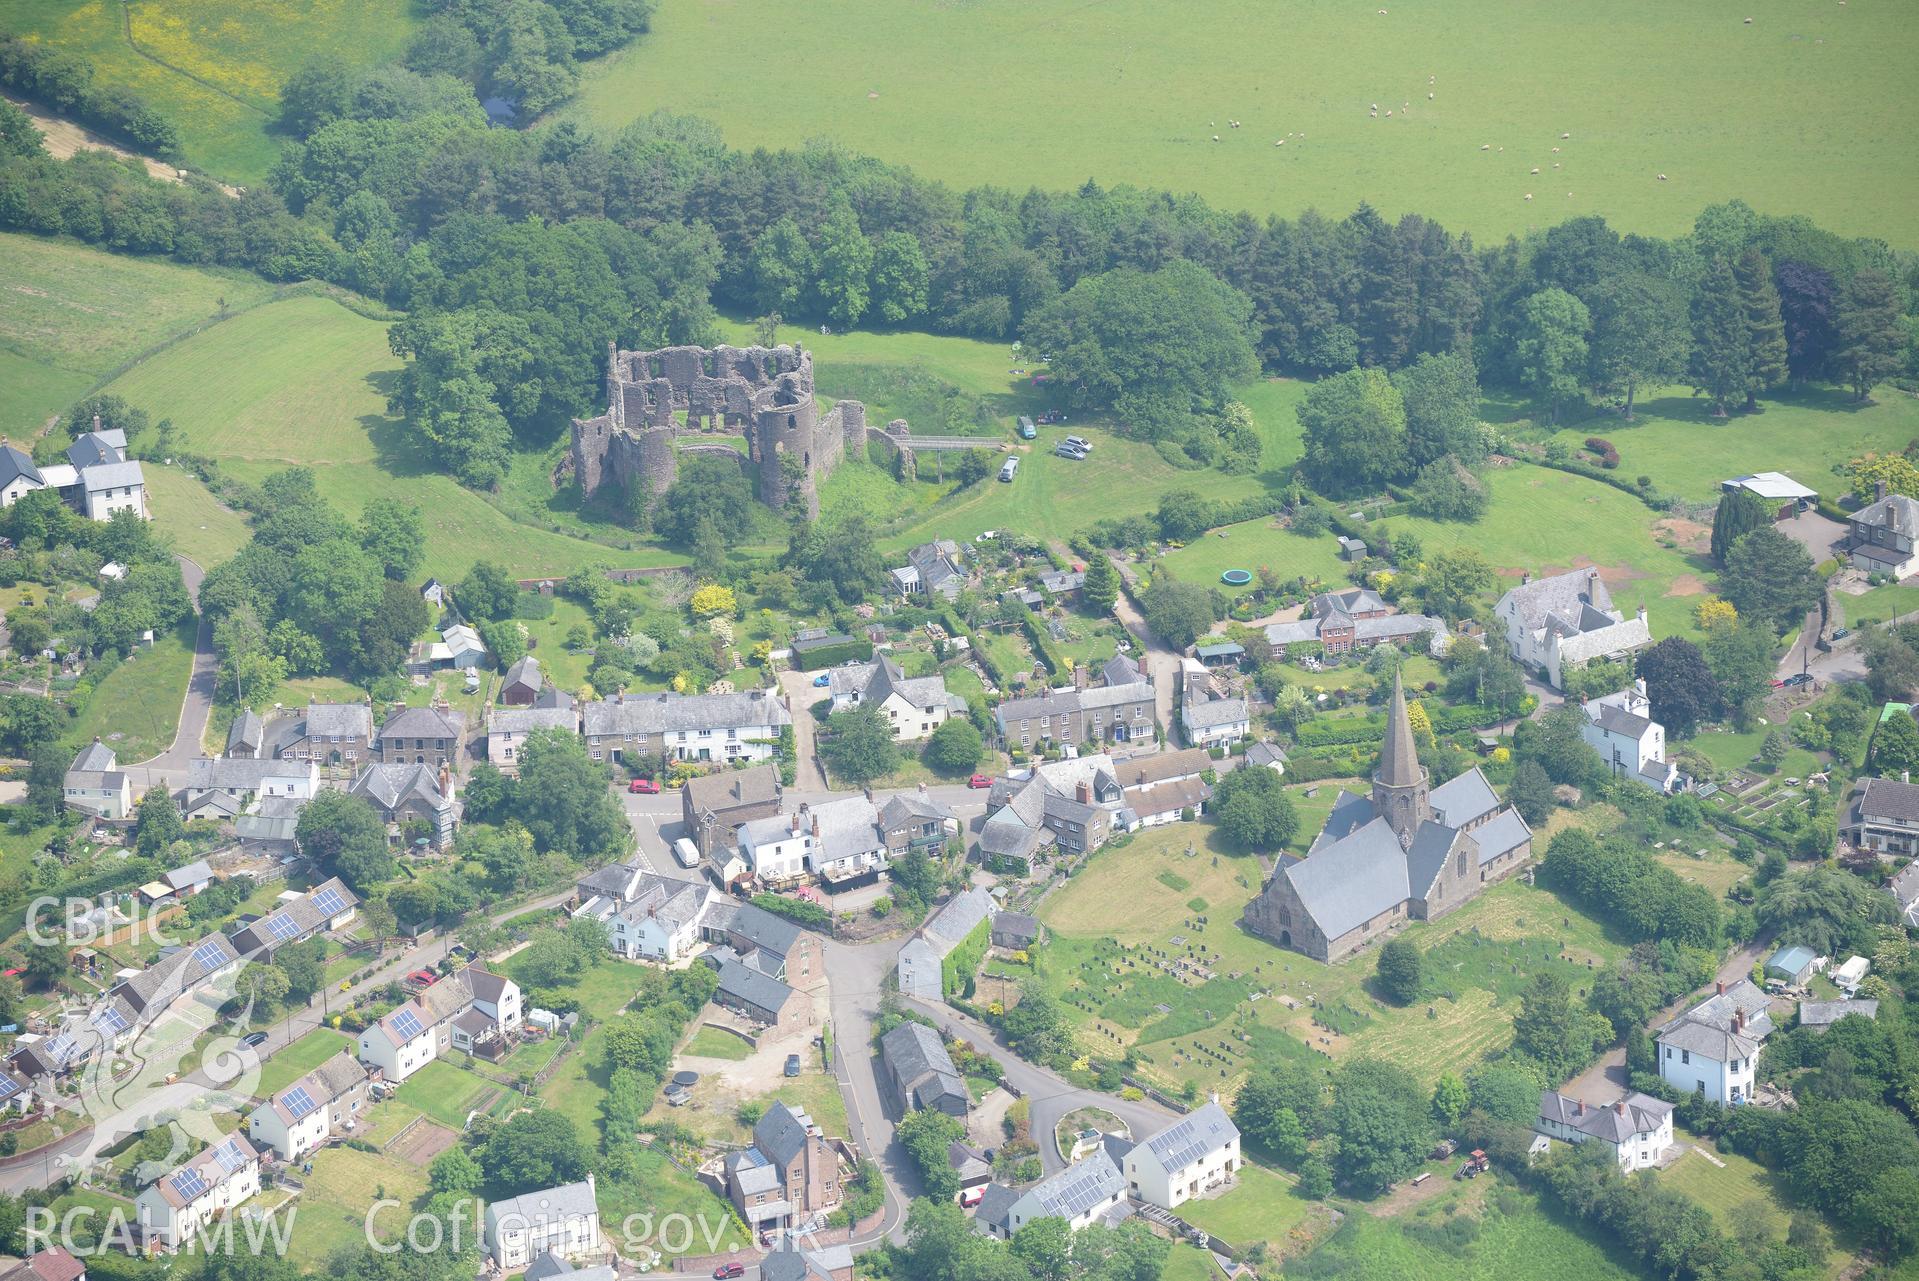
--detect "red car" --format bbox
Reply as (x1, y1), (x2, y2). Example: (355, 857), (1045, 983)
(960, 1185), (986, 1208)
(408, 969), (438, 987)
(968, 774), (993, 789)
(628, 778), (660, 794)
(712, 1266), (745, 1279)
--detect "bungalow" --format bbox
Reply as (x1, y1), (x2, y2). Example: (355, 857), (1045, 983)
(229, 878), (358, 959)
(1123, 1102), (1241, 1211)
(1536, 1091), (1674, 1173)
(484, 1176), (601, 1271)
(582, 690), (791, 765)
(373, 705), (465, 770)
(828, 656), (963, 741)
(1655, 979), (1774, 1105)
(62, 741), (130, 820)
(133, 1137), (260, 1251)
(999, 1151), (1126, 1236)
(246, 1052), (373, 1162)
(878, 1021), (968, 1118)
(1494, 569), (1652, 690)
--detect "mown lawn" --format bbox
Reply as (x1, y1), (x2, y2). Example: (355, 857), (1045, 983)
(565, 0), (1916, 244)
(145, 464), (253, 569)
(285, 1144), (430, 1269)
(682, 1026), (752, 1060)
(252, 1027), (355, 1097)
(0, 0), (419, 183)
(1659, 1134), (1796, 1244)
(1159, 519), (1352, 596)
(1177, 1161), (1315, 1251)
(395, 1058), (501, 1129)
(66, 618), (198, 761)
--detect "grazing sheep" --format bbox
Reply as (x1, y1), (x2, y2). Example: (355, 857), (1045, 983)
(1428, 92), (1435, 99)
(1213, 135), (1221, 142)
(1531, 167), (1540, 174)
(1275, 139), (1285, 146)
(1552, 162), (1561, 169)
(1657, 173), (1669, 181)
(1551, 146), (1561, 153)
(1385, 110), (1393, 117)
(1744, 15), (1753, 22)
(1480, 144), (1491, 151)
(1524, 193), (1534, 201)
(1561, 132), (1571, 139)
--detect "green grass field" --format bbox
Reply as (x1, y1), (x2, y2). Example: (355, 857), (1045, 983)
(394, 1058), (501, 1129)
(1036, 821), (1628, 1096)
(1176, 1162), (1315, 1252)
(1539, 385), (1919, 503)
(251, 1027), (354, 1097)
(682, 1026), (752, 1060)
(1292, 1185), (1637, 1281)
(66, 617), (196, 759)
(1159, 518), (1351, 596)
(99, 295), (653, 580)
(0, 231), (275, 435)
(0, 0), (420, 183)
(564, 0), (1918, 245)
(285, 1143), (430, 1269)
(143, 464), (252, 569)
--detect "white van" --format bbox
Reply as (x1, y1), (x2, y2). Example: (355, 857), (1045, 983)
(672, 837), (701, 869)
(999, 457), (1019, 482)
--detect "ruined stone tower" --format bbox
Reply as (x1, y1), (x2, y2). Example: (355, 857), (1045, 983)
(560, 342), (875, 519)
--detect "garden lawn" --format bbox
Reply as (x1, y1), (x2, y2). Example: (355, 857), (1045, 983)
(66, 618), (197, 760)
(564, 0), (1916, 245)
(1176, 1161), (1314, 1251)
(1036, 822), (1627, 1096)
(100, 296), (652, 580)
(595, 1147), (749, 1260)
(1844, 581), (1919, 629)
(502, 957), (659, 1016)
(1160, 520), (1351, 597)
(1688, 724), (1823, 778)
(682, 1026), (752, 1060)
(0, 0), (419, 183)
(0, 231), (275, 436)
(285, 1144), (429, 1269)
(394, 1059), (500, 1129)
(1369, 463), (1710, 641)
(145, 465), (252, 569)
(1659, 1135), (1798, 1244)
(1540, 384), (1919, 504)
(252, 1027), (354, 1097)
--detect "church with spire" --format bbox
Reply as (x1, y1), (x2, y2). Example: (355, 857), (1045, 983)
(1241, 672), (1534, 963)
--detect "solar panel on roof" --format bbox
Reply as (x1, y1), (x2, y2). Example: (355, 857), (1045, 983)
(265, 914), (300, 942)
(390, 1007), (424, 1040)
(170, 1168), (209, 1201)
(0, 1077), (20, 1100)
(311, 887), (346, 917)
(92, 1006), (128, 1035)
(211, 1139), (246, 1173)
(43, 1034), (76, 1064)
(282, 1086), (317, 1120)
(191, 939), (229, 971)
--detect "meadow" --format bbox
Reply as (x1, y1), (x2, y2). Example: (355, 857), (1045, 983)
(0, 0), (419, 183)
(564, 0), (1919, 245)
(0, 231), (274, 435)
(1035, 820), (1628, 1096)
(66, 617), (197, 760)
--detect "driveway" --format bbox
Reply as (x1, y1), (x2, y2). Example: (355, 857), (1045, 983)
(1108, 560), (1181, 736)
(126, 555), (216, 793)
(776, 668), (830, 791)
(1776, 510), (1848, 565)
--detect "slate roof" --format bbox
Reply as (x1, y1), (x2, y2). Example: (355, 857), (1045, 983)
(1592, 702), (1654, 739)
(976, 814), (1052, 861)
(377, 706), (464, 742)
(163, 860), (212, 892)
(1429, 767), (1502, 828)
(266, 1051), (368, 1124)
(1245, 741), (1288, 769)
(974, 1182), (1019, 1234)
(69, 741), (115, 773)
(993, 912), (1041, 944)
(896, 937), (942, 999)
(66, 432), (122, 469)
(488, 705), (578, 736)
(1284, 818), (1411, 939)
(880, 1021), (967, 1109)
(722, 901), (805, 959)
(227, 709), (265, 755)
(582, 691), (790, 737)
(716, 957), (795, 1017)
(684, 764), (782, 814)
(1406, 821), (1466, 900)
(880, 792), (956, 829)
(753, 1102), (817, 1167)
(762, 1240), (854, 1281)
(348, 763), (449, 812)
(0, 444), (42, 490)
(1101, 652), (1143, 686)
(1857, 776), (1919, 824)
(923, 888), (993, 953)
(185, 756), (308, 791)
(1137, 1102), (1238, 1172)
(994, 681), (1154, 730)
(1853, 493), (1919, 538)
(1656, 979), (1775, 1061)
(1499, 568), (1619, 633)
(1469, 807), (1533, 864)
(486, 1178), (598, 1232)
(1538, 1091), (1672, 1144)
(302, 702), (373, 740)
(831, 655), (955, 714)
(502, 655), (543, 695)
(1183, 694), (1248, 730)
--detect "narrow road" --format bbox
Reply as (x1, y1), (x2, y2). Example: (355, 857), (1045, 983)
(775, 669), (830, 792)
(1107, 560), (1182, 736)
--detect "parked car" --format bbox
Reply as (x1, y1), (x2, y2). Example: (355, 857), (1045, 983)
(784, 1053), (802, 1077)
(241, 1031), (268, 1049)
(999, 457), (1019, 482)
(1769, 678), (1786, 688)
(1782, 672), (1813, 687)
(1055, 443), (1085, 460)
(1831, 627), (1851, 640)
(713, 1264), (745, 1278)
(627, 777), (659, 794)
(1065, 435), (1093, 453)
(408, 969), (438, 986)
(812, 672), (832, 687)
(1016, 416), (1036, 440)
(968, 774), (993, 789)
(960, 1186), (987, 1208)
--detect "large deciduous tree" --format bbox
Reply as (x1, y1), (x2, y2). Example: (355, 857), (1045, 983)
(1298, 366), (1410, 493)
(294, 789), (394, 891)
(1393, 351), (1485, 467)
(1513, 288), (1590, 423)
(1636, 636), (1719, 736)
(1212, 765), (1299, 852)
(1585, 272), (1688, 420)
(1721, 527), (1822, 632)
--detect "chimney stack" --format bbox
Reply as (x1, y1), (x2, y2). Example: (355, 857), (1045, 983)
(1574, 1099), (1583, 1116)
(1878, 479), (1890, 502)
(1733, 1010), (1744, 1033)
(1614, 1101), (1626, 1116)
(1716, 980), (1725, 995)
(1077, 780), (1091, 804)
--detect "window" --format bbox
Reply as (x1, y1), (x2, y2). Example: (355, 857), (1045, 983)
(1680, 1049), (1690, 1065)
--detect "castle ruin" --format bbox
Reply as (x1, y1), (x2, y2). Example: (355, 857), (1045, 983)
(562, 342), (870, 519)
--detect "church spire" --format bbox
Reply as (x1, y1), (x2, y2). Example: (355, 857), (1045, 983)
(1378, 670), (1422, 789)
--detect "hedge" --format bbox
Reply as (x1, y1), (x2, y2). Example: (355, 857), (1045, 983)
(789, 637), (873, 670)
(1293, 701), (1502, 747)
(750, 893), (831, 929)
(1018, 606), (1067, 677)
(1530, 454), (1672, 511)
(942, 915), (992, 998)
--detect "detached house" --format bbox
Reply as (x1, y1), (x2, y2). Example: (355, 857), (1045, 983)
(1123, 1102), (1241, 1211)
(828, 656), (964, 741)
(1845, 776), (1919, 856)
(0, 425), (149, 522)
(62, 740), (130, 820)
(999, 1151), (1126, 1236)
(1580, 681), (1684, 793)
(1179, 671), (1248, 749)
(357, 967), (521, 1081)
(889, 539), (966, 600)
(725, 1102), (842, 1232)
(134, 1137), (260, 1251)
(348, 762), (458, 847)
(572, 866), (720, 963)
(1536, 1091), (1674, 1173)
(681, 765), (783, 860)
(1655, 979), (1774, 1105)
(1264, 586), (1449, 656)
(246, 1052), (373, 1162)
(484, 1176), (601, 1271)
(878, 1021), (968, 1118)
(1846, 491), (1919, 579)
(583, 690), (790, 764)
(1495, 568), (1651, 690)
